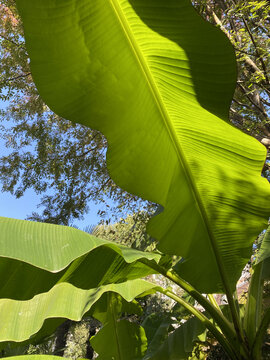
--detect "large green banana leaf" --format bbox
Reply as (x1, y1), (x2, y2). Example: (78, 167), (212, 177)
(15, 0), (270, 293)
(0, 217), (162, 344)
(0, 217), (160, 300)
(0, 279), (159, 342)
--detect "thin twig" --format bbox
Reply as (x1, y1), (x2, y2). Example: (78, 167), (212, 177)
(4, 72), (31, 82)
(232, 98), (253, 110)
(241, 15), (270, 85)
(0, 33), (20, 47)
(237, 82), (268, 117)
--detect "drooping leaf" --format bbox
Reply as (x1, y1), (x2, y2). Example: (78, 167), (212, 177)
(15, 0), (270, 293)
(256, 226), (270, 279)
(142, 313), (175, 358)
(0, 217), (160, 300)
(91, 320), (147, 360)
(0, 216), (160, 272)
(91, 292), (147, 359)
(144, 316), (206, 360)
(91, 292), (142, 324)
(244, 226), (270, 343)
(0, 279), (159, 342)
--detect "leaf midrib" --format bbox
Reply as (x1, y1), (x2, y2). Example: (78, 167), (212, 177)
(108, 0), (228, 286)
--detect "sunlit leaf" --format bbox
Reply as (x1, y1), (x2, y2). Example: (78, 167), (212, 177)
(15, 0), (270, 293)
(0, 279), (159, 342)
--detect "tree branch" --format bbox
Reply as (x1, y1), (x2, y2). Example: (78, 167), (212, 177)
(4, 72), (31, 82)
(237, 82), (268, 118)
(205, 6), (268, 83)
(241, 15), (270, 85)
(230, 108), (270, 138)
(0, 33), (20, 47)
(232, 98), (253, 110)
(261, 98), (270, 107)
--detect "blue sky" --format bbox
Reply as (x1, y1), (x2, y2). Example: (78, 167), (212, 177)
(0, 98), (104, 230)
(0, 188), (104, 229)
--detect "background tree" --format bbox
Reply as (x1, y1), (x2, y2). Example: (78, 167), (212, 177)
(0, 0), (153, 225)
(194, 0), (270, 153)
(0, 0), (269, 225)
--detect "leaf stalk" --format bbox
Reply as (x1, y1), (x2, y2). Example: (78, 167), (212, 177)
(159, 288), (238, 360)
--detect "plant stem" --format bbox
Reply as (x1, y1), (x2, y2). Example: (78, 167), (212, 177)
(140, 260), (238, 346)
(168, 268), (249, 357)
(244, 262), (263, 344)
(207, 294), (221, 311)
(168, 268), (250, 358)
(141, 259), (252, 357)
(252, 307), (270, 359)
(159, 288), (239, 360)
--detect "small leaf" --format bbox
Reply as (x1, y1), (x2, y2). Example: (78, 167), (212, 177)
(142, 313), (175, 358)
(145, 317), (206, 360)
(91, 293), (142, 324)
(255, 226), (270, 279)
(91, 320), (147, 360)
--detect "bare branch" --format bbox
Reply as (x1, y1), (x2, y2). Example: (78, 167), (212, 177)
(261, 98), (270, 107)
(0, 33), (20, 47)
(232, 98), (253, 110)
(237, 82), (268, 118)
(4, 72), (31, 82)
(205, 6), (268, 82)
(241, 15), (270, 85)
(230, 108), (270, 138)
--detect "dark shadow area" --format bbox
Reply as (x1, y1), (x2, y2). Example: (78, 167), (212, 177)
(129, 0), (237, 121)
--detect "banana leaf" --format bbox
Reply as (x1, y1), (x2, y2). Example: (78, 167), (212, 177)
(91, 320), (147, 360)
(0, 217), (162, 343)
(0, 279), (159, 342)
(145, 316), (206, 360)
(0, 216), (160, 300)
(15, 0), (270, 294)
(243, 226), (270, 344)
(90, 293), (147, 360)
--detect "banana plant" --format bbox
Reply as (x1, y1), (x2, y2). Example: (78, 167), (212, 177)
(1, 0), (269, 358)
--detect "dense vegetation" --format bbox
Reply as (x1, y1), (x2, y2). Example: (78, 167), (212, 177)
(0, 0), (269, 359)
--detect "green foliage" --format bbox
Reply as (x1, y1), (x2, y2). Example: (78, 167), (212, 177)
(92, 212), (157, 251)
(1, 0), (270, 223)
(145, 316), (206, 360)
(0, 0), (269, 359)
(193, 0), (270, 135)
(91, 294), (147, 360)
(0, 0), (152, 225)
(15, 0), (270, 295)
(91, 320), (147, 360)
